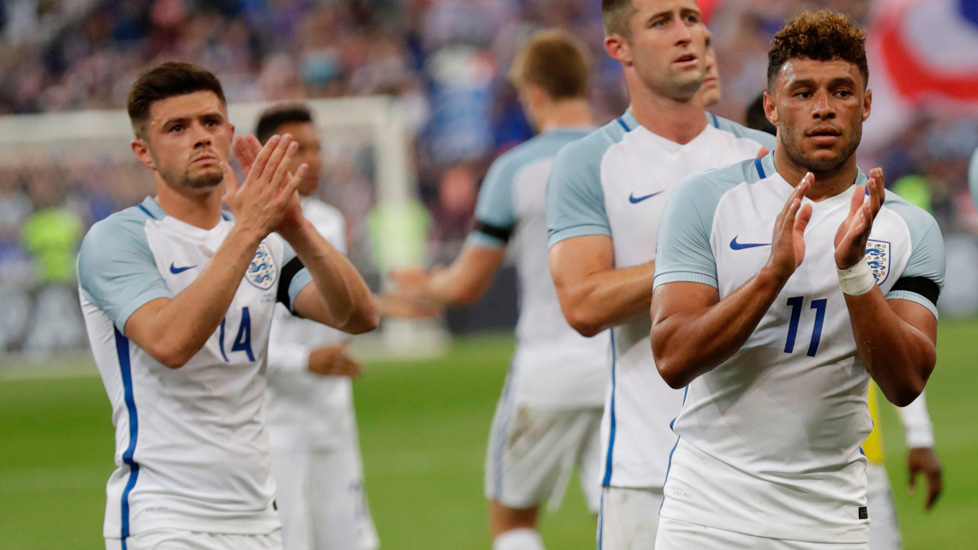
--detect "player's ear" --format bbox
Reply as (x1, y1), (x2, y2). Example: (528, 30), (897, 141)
(604, 34), (632, 66)
(763, 91), (779, 126)
(862, 88), (872, 122)
(131, 138), (155, 170)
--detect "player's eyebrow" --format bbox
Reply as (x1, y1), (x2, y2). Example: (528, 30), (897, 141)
(162, 111), (225, 127)
(786, 76), (858, 90)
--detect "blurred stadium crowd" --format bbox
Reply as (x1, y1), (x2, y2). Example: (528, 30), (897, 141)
(1, 0), (976, 352)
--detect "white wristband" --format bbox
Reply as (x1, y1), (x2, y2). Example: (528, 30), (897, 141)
(838, 256), (876, 296)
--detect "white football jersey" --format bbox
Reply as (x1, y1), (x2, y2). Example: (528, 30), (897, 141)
(77, 197), (312, 539)
(265, 197), (357, 450)
(547, 110), (774, 489)
(469, 127), (609, 409)
(653, 153), (945, 543)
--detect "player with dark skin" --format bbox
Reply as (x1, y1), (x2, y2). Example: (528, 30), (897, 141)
(651, 50), (936, 408)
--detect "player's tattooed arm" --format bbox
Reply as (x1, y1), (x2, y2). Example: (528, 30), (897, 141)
(125, 135), (303, 368)
(836, 169), (937, 406)
(651, 175), (813, 388)
(549, 235), (655, 337)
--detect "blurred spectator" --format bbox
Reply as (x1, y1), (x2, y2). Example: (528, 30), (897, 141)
(0, 0), (975, 351)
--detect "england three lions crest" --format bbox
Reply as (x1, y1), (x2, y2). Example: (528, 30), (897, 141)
(246, 243), (277, 290)
(865, 240), (890, 285)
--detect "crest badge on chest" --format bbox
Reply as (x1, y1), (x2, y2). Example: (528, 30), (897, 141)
(246, 243), (277, 290)
(865, 240), (890, 285)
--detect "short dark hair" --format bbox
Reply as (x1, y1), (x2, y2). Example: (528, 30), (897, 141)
(767, 10), (868, 90)
(127, 62), (226, 139)
(255, 104), (314, 144)
(509, 29), (591, 101)
(601, 0), (637, 38)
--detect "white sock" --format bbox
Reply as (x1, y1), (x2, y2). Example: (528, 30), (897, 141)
(492, 528), (545, 550)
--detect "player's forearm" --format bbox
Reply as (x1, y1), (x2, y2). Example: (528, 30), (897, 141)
(425, 246), (502, 307)
(652, 268), (785, 388)
(283, 219), (379, 334)
(845, 292), (936, 406)
(555, 262), (655, 337)
(129, 224), (265, 368)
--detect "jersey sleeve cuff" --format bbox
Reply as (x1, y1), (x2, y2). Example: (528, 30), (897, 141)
(547, 225), (612, 249)
(115, 288), (174, 333)
(288, 269), (314, 312)
(653, 272), (718, 290)
(885, 290), (939, 319)
(466, 231), (507, 249)
(904, 426), (935, 449)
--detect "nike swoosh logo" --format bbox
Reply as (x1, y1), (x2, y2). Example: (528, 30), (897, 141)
(169, 263), (197, 274)
(729, 237), (771, 250)
(629, 190), (664, 204)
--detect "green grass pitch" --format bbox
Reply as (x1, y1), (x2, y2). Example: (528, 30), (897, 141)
(1, 322), (976, 549)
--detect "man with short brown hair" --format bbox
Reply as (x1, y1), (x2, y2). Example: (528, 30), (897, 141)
(78, 62), (378, 550)
(391, 29), (603, 550)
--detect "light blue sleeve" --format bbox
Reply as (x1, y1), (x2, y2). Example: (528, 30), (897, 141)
(712, 114), (777, 151)
(546, 135), (612, 248)
(77, 210), (173, 332)
(653, 161), (754, 289)
(467, 151), (518, 248)
(970, 147), (978, 212)
(882, 196), (945, 318)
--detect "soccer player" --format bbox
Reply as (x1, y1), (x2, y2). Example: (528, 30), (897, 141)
(742, 83), (945, 550)
(390, 30), (606, 550)
(651, 10), (944, 548)
(255, 104), (379, 550)
(546, 1), (773, 547)
(77, 62), (379, 550)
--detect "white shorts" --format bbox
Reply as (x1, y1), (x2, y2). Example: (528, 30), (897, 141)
(866, 462), (901, 550)
(269, 444), (379, 550)
(106, 529), (282, 550)
(598, 486), (663, 550)
(656, 517), (868, 550)
(485, 401), (603, 513)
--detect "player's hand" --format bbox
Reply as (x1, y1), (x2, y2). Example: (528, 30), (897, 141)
(307, 342), (363, 379)
(232, 133), (307, 237)
(389, 267), (434, 301)
(908, 446), (943, 511)
(834, 168), (884, 269)
(375, 292), (443, 319)
(765, 172), (813, 281)
(223, 134), (307, 239)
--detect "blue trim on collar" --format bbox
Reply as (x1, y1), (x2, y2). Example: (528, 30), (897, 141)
(754, 158), (766, 179)
(616, 117), (630, 132)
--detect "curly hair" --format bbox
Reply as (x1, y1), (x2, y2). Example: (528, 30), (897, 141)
(767, 10), (868, 90)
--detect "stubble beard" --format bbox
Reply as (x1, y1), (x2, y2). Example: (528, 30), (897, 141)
(780, 118), (863, 176)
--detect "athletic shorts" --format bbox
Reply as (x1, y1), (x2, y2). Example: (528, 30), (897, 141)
(866, 462), (901, 550)
(269, 445), (379, 550)
(106, 529), (282, 550)
(598, 486), (663, 550)
(656, 517), (869, 550)
(485, 402), (603, 512)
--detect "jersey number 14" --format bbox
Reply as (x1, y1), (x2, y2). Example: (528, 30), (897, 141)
(218, 307), (255, 362)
